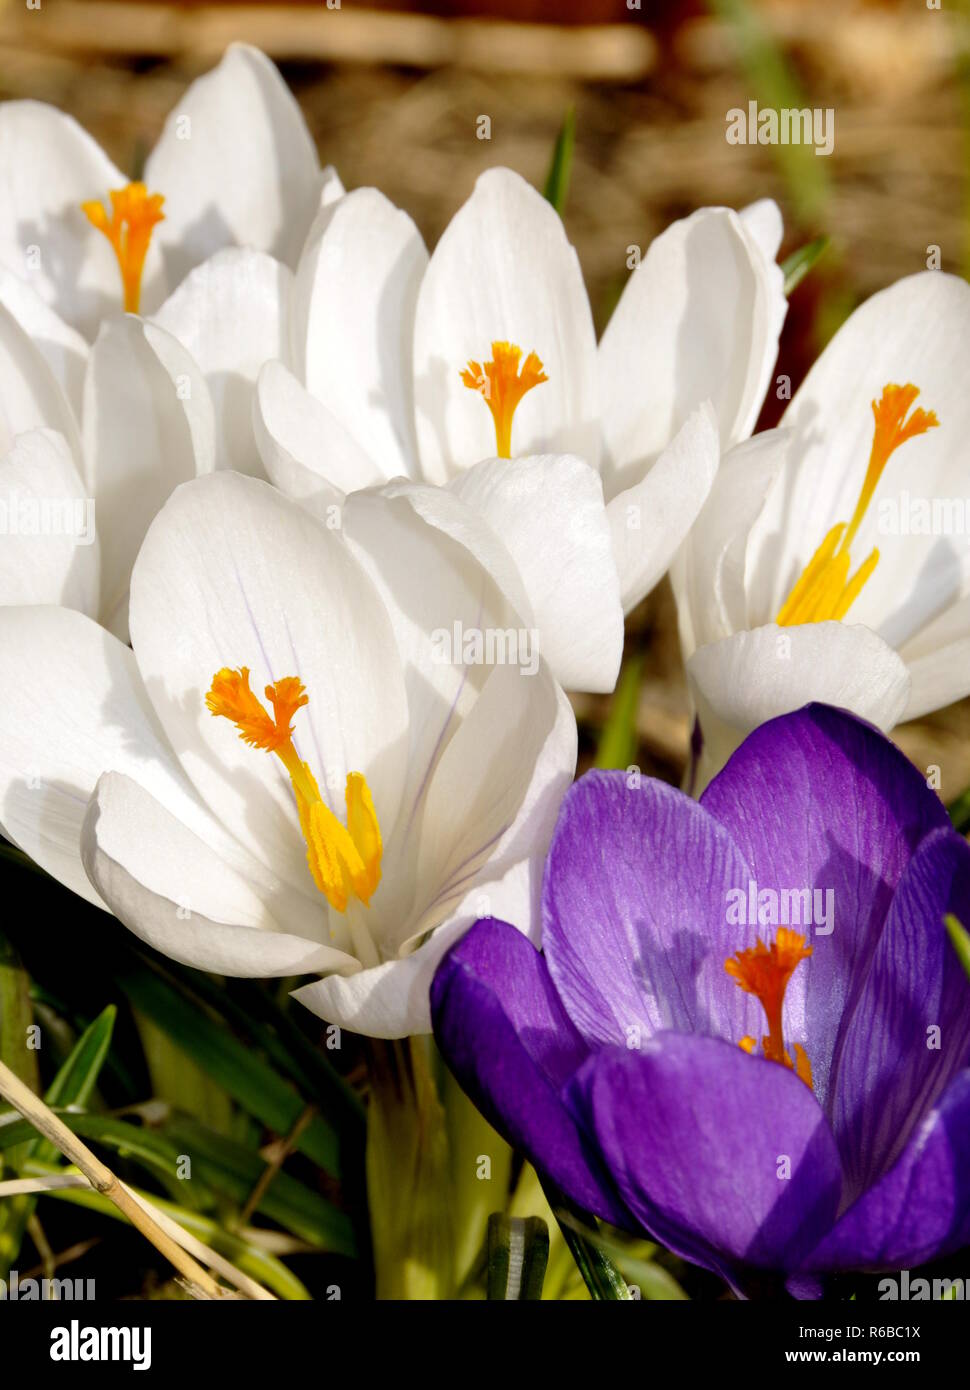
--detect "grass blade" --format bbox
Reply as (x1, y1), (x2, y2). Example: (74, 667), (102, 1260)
(543, 106), (576, 215)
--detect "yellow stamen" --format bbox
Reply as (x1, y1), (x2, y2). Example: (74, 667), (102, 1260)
(777, 383), (938, 626)
(460, 340), (548, 458)
(81, 181), (165, 314)
(206, 667), (382, 914)
(725, 927), (814, 1090)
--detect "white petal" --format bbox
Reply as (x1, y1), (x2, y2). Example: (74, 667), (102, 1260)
(598, 206), (786, 498)
(340, 486), (528, 860)
(128, 472), (410, 895)
(739, 198), (784, 262)
(0, 101), (141, 337)
(406, 662), (575, 951)
(293, 188), (427, 479)
(450, 453), (623, 692)
(0, 300), (82, 463)
(145, 44), (320, 286)
(292, 858), (538, 1037)
(686, 622), (911, 791)
(0, 605), (233, 905)
(749, 272), (970, 643)
(254, 359), (382, 508)
(607, 402), (720, 615)
(0, 429), (99, 615)
(82, 316), (215, 637)
(83, 771), (357, 977)
(898, 594), (970, 719)
(152, 248), (291, 477)
(672, 427), (790, 656)
(412, 167), (599, 482)
(0, 267), (89, 419)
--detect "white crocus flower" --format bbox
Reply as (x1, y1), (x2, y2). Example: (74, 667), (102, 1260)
(0, 277), (214, 636)
(0, 44), (332, 338)
(674, 271), (970, 790)
(0, 472), (575, 1038)
(154, 169), (786, 691)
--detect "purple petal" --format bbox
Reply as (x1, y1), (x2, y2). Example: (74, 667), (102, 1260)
(803, 1071), (970, 1271)
(701, 704), (949, 1110)
(830, 827), (970, 1199)
(542, 770), (763, 1049)
(570, 1031), (843, 1273)
(430, 918), (628, 1225)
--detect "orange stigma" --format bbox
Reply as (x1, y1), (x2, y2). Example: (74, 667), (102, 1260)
(725, 927), (814, 1089)
(460, 340), (548, 458)
(81, 181), (165, 313)
(777, 383), (938, 626)
(206, 667), (382, 914)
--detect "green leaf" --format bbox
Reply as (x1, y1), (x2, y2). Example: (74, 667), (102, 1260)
(540, 1178), (632, 1300)
(44, 1005), (116, 1114)
(487, 1214), (549, 1299)
(113, 962), (341, 1178)
(543, 106), (576, 216)
(22, 1158), (311, 1301)
(595, 652), (643, 771)
(945, 915), (970, 981)
(781, 236), (830, 296)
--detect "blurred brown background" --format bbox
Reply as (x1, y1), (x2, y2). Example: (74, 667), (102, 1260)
(2, 0), (968, 793)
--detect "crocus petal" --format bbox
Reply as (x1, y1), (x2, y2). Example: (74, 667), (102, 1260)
(899, 593), (970, 719)
(0, 429), (99, 615)
(686, 621), (911, 791)
(151, 247), (291, 477)
(804, 1071), (970, 1272)
(700, 704), (951, 1109)
(412, 168), (599, 482)
(128, 472), (410, 897)
(293, 188), (427, 479)
(294, 857), (536, 1037)
(429, 918), (628, 1222)
(747, 272), (970, 645)
(0, 605), (227, 906)
(598, 207), (785, 499)
(254, 359), (383, 506)
(0, 100), (139, 337)
(406, 661), (571, 952)
(340, 485), (530, 841)
(0, 266), (88, 419)
(829, 825), (970, 1199)
(145, 44), (320, 288)
(82, 771), (355, 977)
(607, 403), (720, 614)
(82, 316), (215, 638)
(450, 453), (623, 693)
(672, 428), (790, 656)
(739, 198), (784, 262)
(0, 300), (81, 463)
(542, 769), (761, 1050)
(572, 1032), (843, 1273)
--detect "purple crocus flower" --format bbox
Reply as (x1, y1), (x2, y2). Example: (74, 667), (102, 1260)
(431, 705), (970, 1296)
